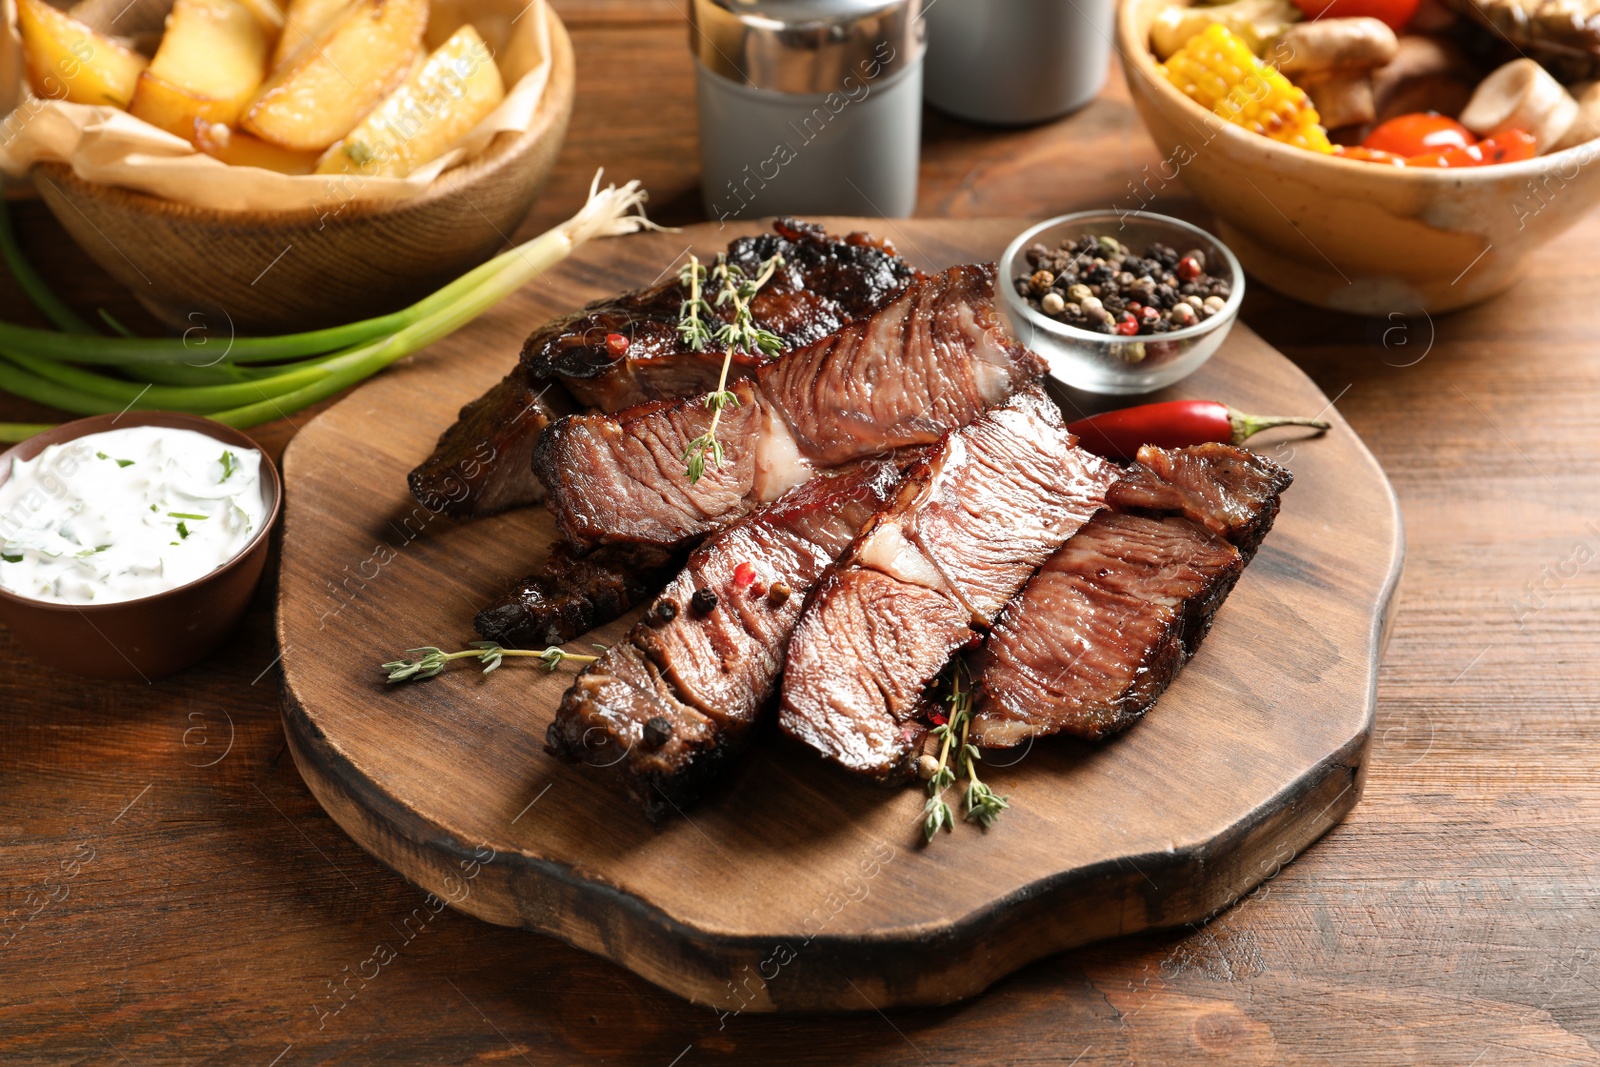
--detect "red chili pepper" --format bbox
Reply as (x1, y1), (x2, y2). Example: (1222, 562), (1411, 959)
(1066, 401), (1331, 461)
(605, 332), (630, 357)
(733, 561), (756, 588)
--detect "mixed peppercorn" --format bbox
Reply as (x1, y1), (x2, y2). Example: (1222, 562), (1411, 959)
(1016, 234), (1231, 339)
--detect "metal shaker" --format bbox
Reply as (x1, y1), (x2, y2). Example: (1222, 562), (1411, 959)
(690, 0), (925, 220)
(923, 0), (1116, 126)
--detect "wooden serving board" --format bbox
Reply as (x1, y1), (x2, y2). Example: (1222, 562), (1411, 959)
(276, 219), (1403, 1013)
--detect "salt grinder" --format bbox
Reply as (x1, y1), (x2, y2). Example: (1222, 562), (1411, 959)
(690, 0), (925, 220)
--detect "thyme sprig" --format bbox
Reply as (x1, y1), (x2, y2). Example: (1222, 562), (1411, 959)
(678, 252), (784, 483)
(922, 667), (1010, 841)
(381, 641), (602, 684)
(676, 254), (715, 352)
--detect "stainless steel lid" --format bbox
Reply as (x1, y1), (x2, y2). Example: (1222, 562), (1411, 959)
(690, 0), (924, 95)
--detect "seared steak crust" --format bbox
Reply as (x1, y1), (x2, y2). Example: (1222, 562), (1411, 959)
(1108, 442), (1293, 560)
(547, 460), (904, 820)
(778, 386), (1116, 780)
(474, 542), (683, 648)
(408, 219), (916, 520)
(527, 217), (920, 409)
(968, 444), (1293, 746)
(407, 365), (576, 517)
(534, 264), (1046, 551)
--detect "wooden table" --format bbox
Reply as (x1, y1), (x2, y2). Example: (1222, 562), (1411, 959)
(4, 3), (1598, 1063)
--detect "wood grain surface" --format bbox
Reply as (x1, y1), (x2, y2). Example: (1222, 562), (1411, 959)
(3, 1), (1599, 1062)
(273, 218), (1399, 1011)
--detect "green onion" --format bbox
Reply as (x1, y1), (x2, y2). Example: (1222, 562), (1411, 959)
(0, 423), (54, 443)
(0, 172), (657, 443)
(0, 202), (97, 336)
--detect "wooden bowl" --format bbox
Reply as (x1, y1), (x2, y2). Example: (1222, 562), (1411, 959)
(0, 412), (281, 681)
(30, 2), (574, 334)
(1117, 0), (1600, 314)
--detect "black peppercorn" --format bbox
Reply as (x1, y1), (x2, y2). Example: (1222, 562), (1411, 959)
(643, 717), (674, 748)
(691, 587), (718, 614)
(650, 598), (679, 625)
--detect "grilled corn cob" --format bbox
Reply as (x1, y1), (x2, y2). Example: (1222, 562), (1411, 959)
(1161, 23), (1334, 152)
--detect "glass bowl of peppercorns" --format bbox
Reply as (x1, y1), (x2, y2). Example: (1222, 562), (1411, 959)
(1000, 210), (1243, 395)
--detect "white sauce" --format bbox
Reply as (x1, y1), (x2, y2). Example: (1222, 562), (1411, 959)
(0, 426), (266, 605)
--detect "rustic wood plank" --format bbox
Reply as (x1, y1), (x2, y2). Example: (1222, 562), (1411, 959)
(2, 6), (1599, 1063)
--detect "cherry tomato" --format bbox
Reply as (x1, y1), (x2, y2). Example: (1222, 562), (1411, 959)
(1476, 128), (1538, 164)
(1363, 113), (1475, 157)
(1334, 145), (1408, 166)
(1407, 129), (1538, 168)
(1292, 0), (1420, 31)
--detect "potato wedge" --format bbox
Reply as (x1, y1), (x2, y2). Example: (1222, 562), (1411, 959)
(240, 0), (427, 151)
(194, 120), (320, 172)
(317, 24), (504, 178)
(269, 0), (350, 69)
(234, 0), (286, 36)
(129, 0), (272, 139)
(16, 0), (148, 108)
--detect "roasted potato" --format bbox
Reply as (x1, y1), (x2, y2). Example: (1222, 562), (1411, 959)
(269, 0), (351, 69)
(193, 119), (320, 171)
(233, 0), (287, 35)
(16, 0), (148, 108)
(240, 0), (427, 151)
(317, 24), (503, 178)
(129, 0), (272, 139)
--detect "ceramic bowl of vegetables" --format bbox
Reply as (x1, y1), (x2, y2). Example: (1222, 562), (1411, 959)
(7, 0), (575, 332)
(1118, 0), (1600, 313)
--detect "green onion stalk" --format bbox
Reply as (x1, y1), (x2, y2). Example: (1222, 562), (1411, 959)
(0, 171), (658, 443)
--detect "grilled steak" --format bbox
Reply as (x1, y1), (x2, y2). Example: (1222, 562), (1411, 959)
(408, 365), (576, 516)
(409, 219), (917, 519)
(535, 263), (1044, 551)
(531, 218), (920, 411)
(778, 386), (1117, 781)
(968, 444), (1291, 746)
(474, 542), (683, 648)
(1107, 441), (1292, 560)
(547, 460), (904, 820)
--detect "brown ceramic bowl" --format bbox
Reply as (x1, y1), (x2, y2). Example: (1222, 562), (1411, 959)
(0, 413), (281, 681)
(28, 0), (575, 334)
(1118, 0), (1600, 313)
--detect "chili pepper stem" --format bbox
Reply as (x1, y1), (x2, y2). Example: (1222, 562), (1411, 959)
(1227, 408), (1331, 445)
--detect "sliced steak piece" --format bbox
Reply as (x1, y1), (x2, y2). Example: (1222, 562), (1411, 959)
(968, 514), (1243, 745)
(407, 366), (576, 516)
(778, 386), (1117, 781)
(968, 443), (1292, 746)
(532, 217), (920, 411)
(1107, 442), (1293, 560)
(474, 542), (684, 648)
(535, 263), (1045, 551)
(548, 460), (904, 820)
(408, 220), (917, 519)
